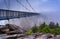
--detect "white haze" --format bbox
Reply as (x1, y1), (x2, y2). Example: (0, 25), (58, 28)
(5, 15), (45, 30)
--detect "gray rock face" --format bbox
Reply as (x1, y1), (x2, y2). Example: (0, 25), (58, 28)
(1, 33), (60, 39)
(56, 35), (60, 39)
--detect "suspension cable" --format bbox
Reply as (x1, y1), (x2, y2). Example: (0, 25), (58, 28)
(4, 0), (10, 10)
(16, 0), (31, 11)
(26, 0), (36, 12)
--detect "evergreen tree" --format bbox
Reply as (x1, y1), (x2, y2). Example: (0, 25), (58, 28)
(39, 22), (48, 32)
(39, 22), (47, 29)
(32, 24), (38, 33)
(55, 22), (59, 28)
(49, 22), (55, 28)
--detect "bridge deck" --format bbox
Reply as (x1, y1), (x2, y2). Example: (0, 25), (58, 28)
(0, 9), (39, 20)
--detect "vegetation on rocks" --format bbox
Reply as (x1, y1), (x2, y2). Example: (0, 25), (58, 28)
(26, 22), (60, 35)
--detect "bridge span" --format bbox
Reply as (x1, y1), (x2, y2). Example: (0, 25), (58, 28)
(0, 9), (39, 20)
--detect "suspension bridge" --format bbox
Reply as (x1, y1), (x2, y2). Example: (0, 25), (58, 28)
(0, 9), (39, 20)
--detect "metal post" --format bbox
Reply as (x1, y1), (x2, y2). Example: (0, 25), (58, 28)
(7, 18), (9, 24)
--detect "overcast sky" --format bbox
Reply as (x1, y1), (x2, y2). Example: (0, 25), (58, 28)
(0, 0), (60, 25)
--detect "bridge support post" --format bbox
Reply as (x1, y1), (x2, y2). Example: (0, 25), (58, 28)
(7, 18), (10, 24)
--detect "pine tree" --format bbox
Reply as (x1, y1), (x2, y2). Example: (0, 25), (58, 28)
(49, 22), (55, 29)
(55, 22), (59, 28)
